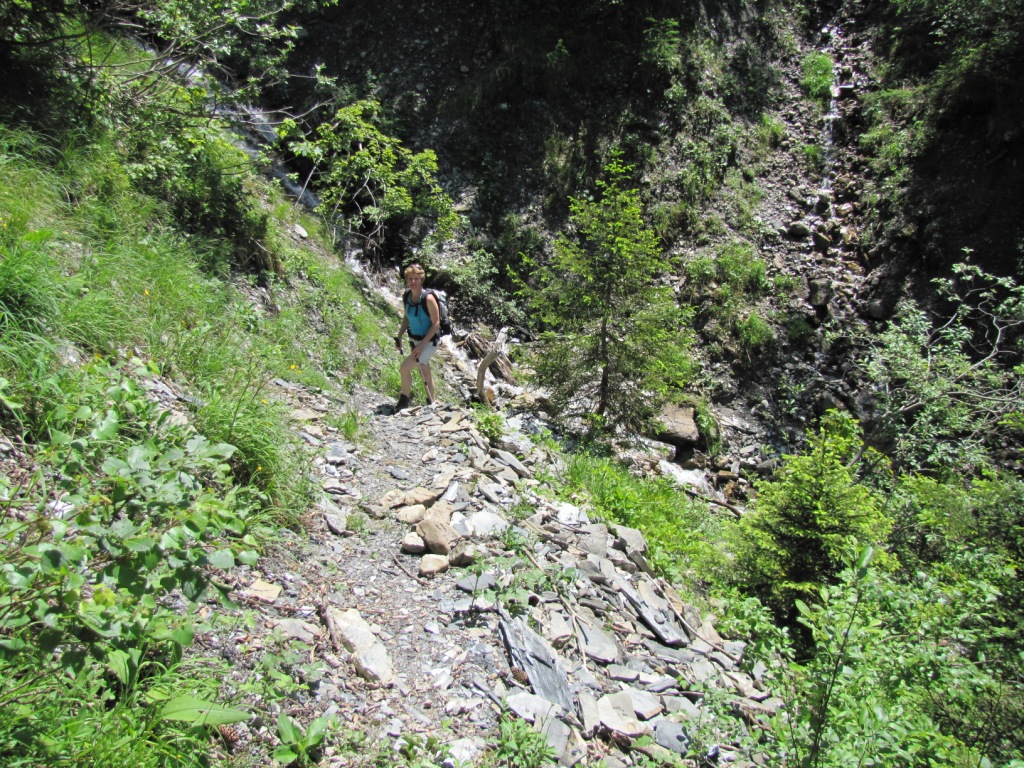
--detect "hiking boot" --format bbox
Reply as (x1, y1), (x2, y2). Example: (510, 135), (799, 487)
(394, 394), (410, 412)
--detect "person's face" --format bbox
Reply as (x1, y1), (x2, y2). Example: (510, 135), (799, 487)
(406, 273), (423, 288)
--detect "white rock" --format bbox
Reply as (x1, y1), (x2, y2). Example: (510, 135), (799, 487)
(419, 554), (450, 576)
(597, 691), (652, 739)
(401, 531), (427, 554)
(465, 510), (508, 537)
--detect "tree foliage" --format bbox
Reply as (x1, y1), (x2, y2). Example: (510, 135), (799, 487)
(778, 548), (1023, 768)
(733, 411), (893, 620)
(278, 100), (458, 255)
(855, 260), (1024, 475)
(523, 151), (695, 434)
(0, 0), (326, 100)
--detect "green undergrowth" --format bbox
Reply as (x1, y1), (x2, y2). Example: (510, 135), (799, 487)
(560, 453), (731, 590)
(682, 239), (775, 360)
(0, 358), (256, 765)
(0, 104), (401, 762)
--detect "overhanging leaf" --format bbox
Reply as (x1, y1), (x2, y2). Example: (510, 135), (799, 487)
(160, 695), (249, 725)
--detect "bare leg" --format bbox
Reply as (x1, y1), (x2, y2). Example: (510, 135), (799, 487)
(400, 353), (419, 396)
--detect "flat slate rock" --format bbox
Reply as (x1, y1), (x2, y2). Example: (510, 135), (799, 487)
(617, 578), (689, 647)
(499, 616), (574, 713)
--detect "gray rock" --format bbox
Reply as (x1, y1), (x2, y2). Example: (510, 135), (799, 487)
(808, 277), (832, 307)
(655, 719), (691, 755)
(449, 540), (485, 567)
(456, 572), (496, 594)
(326, 608), (395, 684)
(576, 524), (610, 557)
(327, 442), (352, 466)
(617, 578), (689, 648)
(646, 675), (679, 694)
(500, 617), (574, 712)
(464, 510), (508, 537)
(623, 685), (664, 720)
(788, 221), (812, 238)
(611, 524), (647, 556)
(597, 691), (651, 739)
(576, 619), (619, 664)
(490, 448), (530, 477)
(577, 692), (601, 737)
(656, 404), (700, 448)
(545, 612), (574, 649)
(663, 696), (701, 719)
(606, 664), (639, 682)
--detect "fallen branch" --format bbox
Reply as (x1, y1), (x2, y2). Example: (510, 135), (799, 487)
(682, 486), (743, 519)
(392, 552), (430, 585)
(475, 328), (508, 406)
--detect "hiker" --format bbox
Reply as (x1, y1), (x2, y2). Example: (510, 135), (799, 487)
(394, 263), (440, 410)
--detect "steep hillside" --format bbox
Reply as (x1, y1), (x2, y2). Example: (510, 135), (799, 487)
(280, 0), (1022, 465)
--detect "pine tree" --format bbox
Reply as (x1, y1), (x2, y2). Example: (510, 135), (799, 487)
(525, 151), (695, 434)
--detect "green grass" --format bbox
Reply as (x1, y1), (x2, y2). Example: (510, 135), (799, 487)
(561, 454), (730, 586)
(801, 52), (835, 109)
(755, 113), (786, 151)
(0, 62), (404, 764)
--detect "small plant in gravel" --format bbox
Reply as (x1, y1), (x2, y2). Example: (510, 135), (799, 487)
(330, 408), (364, 441)
(472, 404), (506, 445)
(489, 716), (557, 767)
(346, 510), (368, 534)
(386, 732), (451, 768)
(275, 712), (335, 767)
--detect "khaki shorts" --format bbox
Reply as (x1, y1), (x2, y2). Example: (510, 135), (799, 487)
(414, 338), (438, 366)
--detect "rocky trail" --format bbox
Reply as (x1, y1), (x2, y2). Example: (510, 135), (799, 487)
(180, 347), (779, 768)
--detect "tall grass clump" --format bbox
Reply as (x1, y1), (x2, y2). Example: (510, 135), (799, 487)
(0, 123), (326, 512)
(801, 52), (835, 109)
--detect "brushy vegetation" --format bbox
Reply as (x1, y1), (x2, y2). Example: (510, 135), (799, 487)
(0, 3), (417, 760)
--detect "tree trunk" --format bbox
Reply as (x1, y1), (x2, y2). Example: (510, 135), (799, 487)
(597, 316), (609, 416)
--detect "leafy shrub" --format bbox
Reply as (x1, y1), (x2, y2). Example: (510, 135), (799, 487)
(472, 404), (506, 445)
(492, 717), (557, 768)
(278, 99), (458, 255)
(777, 548), (1024, 767)
(0, 360), (255, 765)
(854, 261), (1024, 474)
(684, 254), (717, 290)
(716, 240), (770, 295)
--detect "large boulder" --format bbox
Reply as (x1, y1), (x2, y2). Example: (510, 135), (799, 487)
(654, 404), (715, 460)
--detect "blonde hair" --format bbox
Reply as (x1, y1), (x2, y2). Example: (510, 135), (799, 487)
(403, 264), (425, 279)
